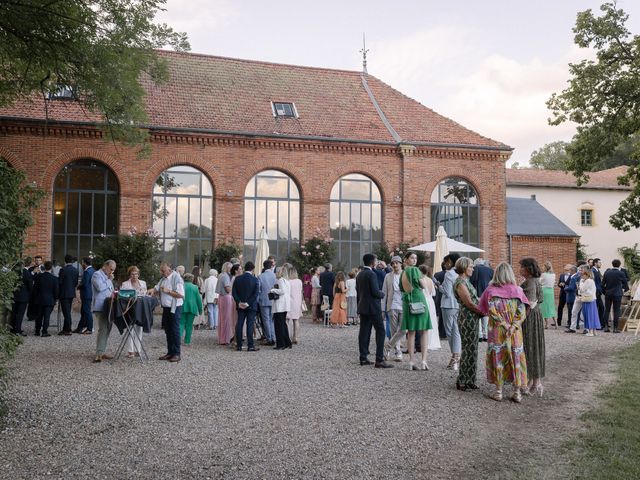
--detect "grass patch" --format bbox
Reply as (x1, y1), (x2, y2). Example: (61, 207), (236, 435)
(566, 341), (640, 479)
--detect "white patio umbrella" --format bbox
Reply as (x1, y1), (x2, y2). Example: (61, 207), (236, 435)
(410, 231), (484, 255)
(432, 226), (449, 274)
(254, 227), (269, 276)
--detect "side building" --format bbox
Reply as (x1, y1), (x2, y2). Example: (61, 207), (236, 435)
(0, 51), (512, 269)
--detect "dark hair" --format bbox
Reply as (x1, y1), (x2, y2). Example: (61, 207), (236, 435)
(64, 254), (74, 264)
(593, 258), (600, 264)
(404, 251), (416, 260)
(612, 259), (622, 268)
(244, 261), (255, 272)
(443, 253), (460, 267)
(519, 257), (541, 278)
(230, 264), (241, 276)
(310, 267), (317, 274)
(362, 253), (376, 267)
(263, 260), (272, 270)
(44, 261), (53, 271)
(418, 264), (428, 276)
(82, 256), (92, 266)
(577, 260), (587, 267)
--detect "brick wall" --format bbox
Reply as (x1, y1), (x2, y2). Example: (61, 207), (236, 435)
(0, 123), (510, 264)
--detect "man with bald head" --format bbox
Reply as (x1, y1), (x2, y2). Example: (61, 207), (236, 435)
(92, 260), (116, 363)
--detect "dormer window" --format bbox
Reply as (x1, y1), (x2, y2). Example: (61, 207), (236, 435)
(48, 85), (75, 100)
(272, 102), (297, 118)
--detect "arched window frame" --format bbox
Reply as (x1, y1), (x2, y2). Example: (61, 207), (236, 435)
(430, 177), (480, 247)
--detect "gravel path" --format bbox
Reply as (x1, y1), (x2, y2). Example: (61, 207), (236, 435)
(1, 313), (638, 480)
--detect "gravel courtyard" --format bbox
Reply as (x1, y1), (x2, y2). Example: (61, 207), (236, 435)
(1, 314), (637, 480)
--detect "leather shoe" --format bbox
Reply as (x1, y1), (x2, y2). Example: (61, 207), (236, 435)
(92, 356), (102, 363)
(100, 354), (114, 360)
(168, 355), (181, 362)
(604, 328), (611, 333)
(247, 347), (260, 352)
(360, 359), (373, 366)
(375, 361), (394, 369)
(159, 354), (171, 360)
(41, 332), (51, 337)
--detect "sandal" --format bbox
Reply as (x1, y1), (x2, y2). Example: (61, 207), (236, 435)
(511, 390), (522, 403)
(489, 390), (503, 402)
(456, 380), (468, 392)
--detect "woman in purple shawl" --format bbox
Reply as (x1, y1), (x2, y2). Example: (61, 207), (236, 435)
(478, 262), (530, 403)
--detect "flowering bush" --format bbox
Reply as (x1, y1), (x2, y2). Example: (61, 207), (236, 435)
(289, 229), (335, 273)
(208, 239), (242, 272)
(92, 227), (162, 285)
(374, 240), (428, 266)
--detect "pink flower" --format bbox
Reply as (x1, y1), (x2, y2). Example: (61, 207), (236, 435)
(315, 245), (320, 249)
(320, 252), (324, 256)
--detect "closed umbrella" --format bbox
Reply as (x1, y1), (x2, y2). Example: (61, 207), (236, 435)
(254, 227), (269, 276)
(432, 226), (449, 275)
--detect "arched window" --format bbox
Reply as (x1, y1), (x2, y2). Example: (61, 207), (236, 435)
(330, 174), (382, 268)
(243, 170), (300, 262)
(152, 165), (213, 268)
(430, 177), (479, 247)
(52, 160), (119, 262)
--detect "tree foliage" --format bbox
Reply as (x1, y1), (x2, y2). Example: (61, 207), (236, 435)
(208, 240), (242, 272)
(529, 141), (571, 170)
(0, 1), (189, 149)
(548, 2), (640, 231)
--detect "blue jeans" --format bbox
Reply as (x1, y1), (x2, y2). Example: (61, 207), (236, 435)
(236, 308), (256, 349)
(259, 304), (275, 341)
(162, 306), (182, 356)
(207, 303), (218, 328)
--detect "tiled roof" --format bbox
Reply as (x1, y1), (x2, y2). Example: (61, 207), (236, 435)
(507, 197), (578, 237)
(506, 166), (631, 190)
(0, 50), (509, 149)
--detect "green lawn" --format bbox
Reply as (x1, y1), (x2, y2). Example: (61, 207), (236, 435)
(567, 341), (640, 479)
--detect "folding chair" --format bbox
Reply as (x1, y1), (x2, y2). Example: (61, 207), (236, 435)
(321, 295), (332, 327)
(621, 300), (640, 336)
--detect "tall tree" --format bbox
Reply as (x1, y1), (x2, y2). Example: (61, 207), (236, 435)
(0, 1), (189, 149)
(529, 141), (571, 170)
(547, 2), (640, 231)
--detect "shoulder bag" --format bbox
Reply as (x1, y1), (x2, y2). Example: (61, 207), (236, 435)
(404, 271), (426, 315)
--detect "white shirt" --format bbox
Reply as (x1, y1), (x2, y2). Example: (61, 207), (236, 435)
(540, 272), (556, 288)
(345, 278), (357, 297)
(155, 271), (185, 308)
(203, 275), (218, 303)
(391, 273), (403, 310)
(579, 278), (596, 299)
(271, 278), (291, 313)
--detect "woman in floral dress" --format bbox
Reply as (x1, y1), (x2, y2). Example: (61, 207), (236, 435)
(478, 262), (530, 403)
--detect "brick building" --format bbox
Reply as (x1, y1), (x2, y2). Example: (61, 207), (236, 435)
(0, 51), (512, 269)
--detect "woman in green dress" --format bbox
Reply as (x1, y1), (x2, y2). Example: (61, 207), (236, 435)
(400, 252), (432, 371)
(519, 257), (545, 396)
(454, 257), (484, 391)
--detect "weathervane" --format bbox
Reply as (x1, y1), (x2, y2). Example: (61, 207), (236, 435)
(359, 33), (369, 74)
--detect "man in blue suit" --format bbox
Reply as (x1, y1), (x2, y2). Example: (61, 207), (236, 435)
(58, 254), (79, 335)
(74, 256), (95, 334)
(565, 265), (583, 333)
(592, 258), (605, 327)
(602, 259), (630, 333)
(257, 259), (277, 346)
(33, 261), (59, 337)
(10, 260), (33, 336)
(232, 262), (260, 352)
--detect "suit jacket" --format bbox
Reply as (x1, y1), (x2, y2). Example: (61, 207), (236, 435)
(79, 266), (95, 300)
(58, 263), (79, 299)
(356, 267), (384, 316)
(13, 267), (33, 303)
(374, 267), (386, 290)
(558, 272), (570, 299)
(564, 273), (580, 304)
(319, 271), (336, 298)
(602, 268), (629, 297)
(232, 272), (260, 311)
(591, 267), (603, 294)
(33, 271), (59, 307)
(470, 265), (493, 297)
(257, 269), (277, 306)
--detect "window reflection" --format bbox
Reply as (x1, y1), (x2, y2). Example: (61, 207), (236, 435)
(430, 178), (479, 247)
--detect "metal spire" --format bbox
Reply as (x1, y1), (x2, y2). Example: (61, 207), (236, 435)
(359, 33), (369, 74)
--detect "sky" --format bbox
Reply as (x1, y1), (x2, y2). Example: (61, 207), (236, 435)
(156, 0), (640, 166)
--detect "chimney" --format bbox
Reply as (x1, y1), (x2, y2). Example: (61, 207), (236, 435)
(530, 194), (536, 201)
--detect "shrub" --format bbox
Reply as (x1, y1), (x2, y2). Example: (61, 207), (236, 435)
(619, 244), (640, 281)
(208, 240), (242, 272)
(374, 240), (428, 266)
(289, 229), (335, 273)
(92, 227), (162, 285)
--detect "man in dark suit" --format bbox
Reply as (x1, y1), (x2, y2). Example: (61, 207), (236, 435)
(356, 253), (392, 368)
(602, 259), (630, 333)
(58, 254), (79, 335)
(556, 264), (571, 326)
(319, 262), (336, 308)
(592, 258), (605, 327)
(26, 255), (44, 321)
(75, 256), (95, 334)
(232, 261), (260, 352)
(565, 265), (583, 333)
(33, 261), (59, 337)
(470, 258), (494, 341)
(10, 260), (33, 336)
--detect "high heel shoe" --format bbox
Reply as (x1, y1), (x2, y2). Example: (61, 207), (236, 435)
(407, 362), (417, 371)
(419, 361), (429, 371)
(533, 384), (544, 397)
(456, 380), (468, 392)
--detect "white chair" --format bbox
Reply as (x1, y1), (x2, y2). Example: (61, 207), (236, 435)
(321, 295), (332, 326)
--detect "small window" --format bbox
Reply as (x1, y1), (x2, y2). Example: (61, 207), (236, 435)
(48, 85), (75, 100)
(581, 209), (593, 226)
(272, 102), (297, 118)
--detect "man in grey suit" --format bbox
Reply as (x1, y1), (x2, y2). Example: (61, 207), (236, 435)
(257, 260), (277, 346)
(440, 253), (461, 370)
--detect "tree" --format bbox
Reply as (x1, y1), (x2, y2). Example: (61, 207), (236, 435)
(529, 141), (571, 170)
(0, 1), (189, 149)
(547, 2), (640, 231)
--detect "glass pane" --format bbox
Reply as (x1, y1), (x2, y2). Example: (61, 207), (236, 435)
(468, 206), (479, 246)
(267, 200), (278, 239)
(54, 170), (67, 190)
(189, 198), (201, 236)
(350, 203), (361, 241)
(330, 182), (339, 200)
(106, 170), (118, 191)
(69, 168), (104, 190)
(257, 176), (288, 198)
(329, 202), (339, 240)
(105, 194), (118, 235)
(244, 201), (255, 241)
(78, 236), (92, 260)
(361, 203), (371, 241)
(53, 192), (66, 233)
(66, 192), (79, 234)
(79, 193), (93, 234)
(255, 199), (267, 234)
(371, 183), (381, 202)
(52, 236), (66, 265)
(278, 201), (289, 241)
(176, 238), (188, 268)
(243, 242), (256, 265)
(371, 203), (382, 242)
(341, 180), (370, 201)
(201, 175), (213, 197)
(289, 201), (300, 242)
(201, 199), (213, 239)
(189, 239), (206, 268)
(172, 172), (201, 195)
(340, 202), (349, 240)
(290, 180), (300, 200)
(176, 198), (189, 238)
(244, 176), (256, 197)
(350, 243), (360, 270)
(163, 239), (176, 264)
(94, 194), (106, 235)
(153, 173), (166, 194)
(164, 197), (177, 238)
(340, 242), (350, 268)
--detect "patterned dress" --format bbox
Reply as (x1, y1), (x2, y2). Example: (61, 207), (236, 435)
(454, 277), (480, 386)
(485, 297), (528, 387)
(521, 278), (545, 379)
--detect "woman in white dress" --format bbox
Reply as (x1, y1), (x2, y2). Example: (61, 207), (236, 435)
(120, 265), (147, 358)
(286, 264), (303, 344)
(419, 265), (441, 350)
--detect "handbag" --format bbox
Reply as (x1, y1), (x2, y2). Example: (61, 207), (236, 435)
(268, 291), (279, 300)
(580, 294), (594, 302)
(404, 271), (426, 315)
(340, 299), (347, 310)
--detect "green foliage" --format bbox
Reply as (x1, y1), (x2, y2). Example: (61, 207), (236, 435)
(618, 244), (640, 281)
(576, 240), (589, 262)
(529, 141), (571, 170)
(547, 2), (640, 231)
(0, 1), (189, 149)
(374, 241), (428, 266)
(0, 324), (23, 417)
(208, 240), (242, 272)
(289, 231), (336, 274)
(92, 227), (162, 285)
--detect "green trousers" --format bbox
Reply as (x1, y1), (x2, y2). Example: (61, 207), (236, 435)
(180, 313), (195, 345)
